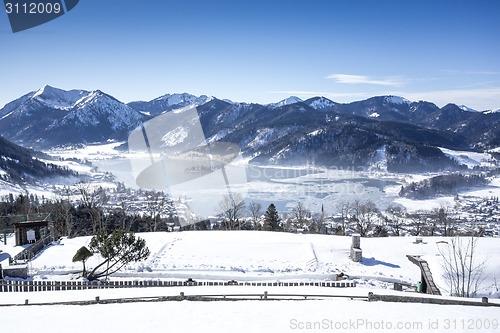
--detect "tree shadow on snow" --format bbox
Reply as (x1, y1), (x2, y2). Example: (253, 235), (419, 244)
(361, 257), (400, 268)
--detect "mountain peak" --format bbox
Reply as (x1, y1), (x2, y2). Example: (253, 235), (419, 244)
(383, 95), (411, 105)
(304, 96), (337, 110)
(33, 84), (63, 98)
(484, 108), (500, 114)
(270, 96), (303, 108)
(458, 105), (478, 113)
(32, 85), (90, 110)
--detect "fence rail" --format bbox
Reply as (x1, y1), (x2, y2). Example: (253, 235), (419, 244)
(13, 235), (53, 262)
(0, 279), (356, 293)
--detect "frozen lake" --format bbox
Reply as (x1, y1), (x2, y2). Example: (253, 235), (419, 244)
(94, 157), (402, 216)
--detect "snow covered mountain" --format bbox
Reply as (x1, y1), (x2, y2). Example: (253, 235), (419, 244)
(303, 96), (338, 110)
(127, 93), (213, 116)
(458, 105), (478, 112)
(0, 85), (143, 147)
(484, 108), (500, 114)
(0, 135), (73, 182)
(268, 96), (303, 108)
(1, 87), (499, 170)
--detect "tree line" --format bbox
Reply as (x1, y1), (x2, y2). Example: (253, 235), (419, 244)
(0, 186), (485, 239)
(399, 173), (489, 199)
(0, 185), (179, 237)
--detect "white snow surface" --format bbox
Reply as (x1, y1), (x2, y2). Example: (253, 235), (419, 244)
(270, 96), (303, 108)
(484, 108), (500, 114)
(3, 229), (500, 333)
(2, 291), (499, 333)
(153, 93), (213, 108)
(384, 96), (411, 105)
(8, 231), (497, 298)
(308, 97), (336, 110)
(32, 85), (89, 110)
(439, 147), (494, 168)
(2, 231), (500, 333)
(62, 91), (143, 131)
(458, 104), (478, 112)
(161, 126), (189, 147)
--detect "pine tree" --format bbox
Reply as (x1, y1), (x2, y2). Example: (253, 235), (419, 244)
(263, 203), (281, 231)
(72, 246), (93, 277)
(86, 229), (150, 280)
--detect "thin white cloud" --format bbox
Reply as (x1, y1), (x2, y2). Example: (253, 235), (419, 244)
(440, 69), (500, 75)
(267, 90), (368, 98)
(326, 74), (403, 86)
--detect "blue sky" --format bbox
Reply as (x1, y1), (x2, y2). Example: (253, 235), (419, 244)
(1, 0), (499, 110)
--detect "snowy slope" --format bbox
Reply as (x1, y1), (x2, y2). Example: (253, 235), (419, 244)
(0, 86), (143, 146)
(2, 293), (499, 333)
(32, 85), (89, 110)
(3, 231), (500, 333)
(58, 90), (143, 131)
(18, 231), (500, 297)
(484, 108), (500, 114)
(127, 93), (213, 116)
(304, 96), (337, 111)
(438, 147), (494, 168)
(269, 96), (303, 108)
(384, 96), (411, 105)
(458, 105), (478, 113)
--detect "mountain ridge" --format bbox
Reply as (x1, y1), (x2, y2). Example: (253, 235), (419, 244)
(0, 85), (498, 172)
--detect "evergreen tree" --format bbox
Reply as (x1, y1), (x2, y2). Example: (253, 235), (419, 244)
(263, 203), (281, 231)
(87, 229), (150, 280)
(72, 246), (93, 277)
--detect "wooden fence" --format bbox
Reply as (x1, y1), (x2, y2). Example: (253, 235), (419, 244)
(0, 279), (356, 293)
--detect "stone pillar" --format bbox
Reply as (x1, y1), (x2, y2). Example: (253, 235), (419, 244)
(352, 248), (362, 262)
(350, 234), (362, 262)
(352, 234), (360, 248)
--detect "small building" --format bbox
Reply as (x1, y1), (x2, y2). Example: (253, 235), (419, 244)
(14, 220), (52, 246)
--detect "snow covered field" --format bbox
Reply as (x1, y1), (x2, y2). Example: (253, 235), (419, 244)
(3, 230), (500, 332)
(2, 231), (497, 298)
(2, 292), (500, 333)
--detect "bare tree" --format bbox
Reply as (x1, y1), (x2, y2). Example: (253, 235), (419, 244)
(384, 205), (405, 236)
(292, 201), (310, 230)
(408, 211), (426, 236)
(144, 191), (170, 232)
(77, 183), (108, 234)
(247, 201), (262, 230)
(217, 193), (246, 230)
(434, 206), (455, 236)
(351, 199), (378, 237)
(438, 233), (486, 298)
(335, 201), (351, 235)
(51, 197), (74, 238)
